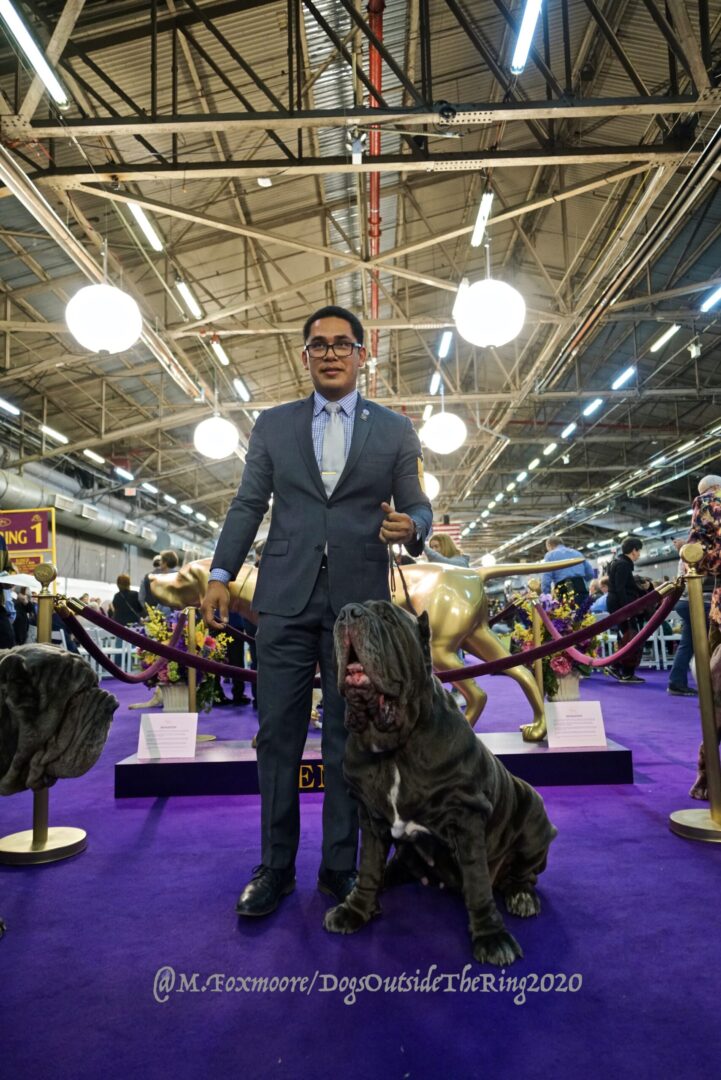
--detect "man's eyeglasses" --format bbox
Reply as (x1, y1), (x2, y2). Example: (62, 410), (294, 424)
(304, 340), (361, 360)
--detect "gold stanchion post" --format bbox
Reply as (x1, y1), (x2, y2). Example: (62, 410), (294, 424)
(528, 577), (545, 698)
(669, 543), (721, 842)
(186, 606), (197, 713)
(0, 563), (87, 864)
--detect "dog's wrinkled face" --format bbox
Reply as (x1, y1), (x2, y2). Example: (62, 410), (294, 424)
(334, 600), (433, 750)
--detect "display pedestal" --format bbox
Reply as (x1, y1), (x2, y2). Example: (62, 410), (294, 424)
(114, 731), (633, 798)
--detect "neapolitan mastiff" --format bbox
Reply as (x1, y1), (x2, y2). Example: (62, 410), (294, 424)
(323, 599), (557, 966)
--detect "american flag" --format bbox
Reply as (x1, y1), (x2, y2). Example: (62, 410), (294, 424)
(431, 521), (463, 544)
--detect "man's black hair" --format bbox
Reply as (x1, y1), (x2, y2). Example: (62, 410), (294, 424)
(621, 537), (643, 555)
(303, 306), (364, 346)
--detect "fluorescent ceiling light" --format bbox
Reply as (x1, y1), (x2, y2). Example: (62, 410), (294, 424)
(176, 280), (203, 319)
(422, 404), (433, 422)
(510, 0), (543, 75)
(0, 395), (20, 416)
(480, 511), (489, 519)
(208, 519), (219, 529)
(83, 448), (105, 465)
(128, 203), (163, 252)
(195, 512), (207, 522)
(686, 508), (693, 515)
(506, 481), (516, 491)
(141, 482), (158, 494)
(650, 456), (665, 468)
(676, 440), (696, 454)
(495, 492), (504, 502)
(232, 376), (251, 402)
(648, 519), (661, 528)
(618, 531), (629, 538)
(180, 504), (193, 515)
(582, 398), (604, 417)
(163, 493), (177, 505)
(516, 470), (528, 482)
(561, 422), (577, 439)
(114, 465), (134, 481)
(429, 370), (441, 395)
(257, 176), (273, 188)
(461, 527), (469, 536)
(40, 423), (68, 444)
(700, 284), (721, 312)
(0, 0), (69, 107)
(666, 513), (680, 522)
(543, 442), (556, 456)
(211, 338), (230, 366)
(437, 331), (453, 359)
(611, 365), (635, 390)
(252, 410), (260, 420)
(528, 457), (540, 470)
(470, 191), (494, 248)
(488, 500), (496, 509)
(587, 542), (596, 549)
(649, 324), (680, 353)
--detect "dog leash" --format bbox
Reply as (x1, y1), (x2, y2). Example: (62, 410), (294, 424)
(388, 546), (418, 617)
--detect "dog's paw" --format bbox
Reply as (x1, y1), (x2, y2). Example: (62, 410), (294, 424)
(504, 888), (541, 918)
(323, 902), (370, 935)
(473, 930), (523, 967)
(689, 779), (708, 801)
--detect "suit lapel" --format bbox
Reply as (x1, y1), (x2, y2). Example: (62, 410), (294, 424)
(333, 395), (374, 497)
(294, 394), (327, 499)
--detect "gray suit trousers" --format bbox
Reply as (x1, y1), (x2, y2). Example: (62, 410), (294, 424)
(255, 564), (358, 871)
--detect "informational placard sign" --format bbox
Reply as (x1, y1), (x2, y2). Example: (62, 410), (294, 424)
(137, 713), (198, 761)
(545, 701), (607, 749)
(0, 507), (56, 581)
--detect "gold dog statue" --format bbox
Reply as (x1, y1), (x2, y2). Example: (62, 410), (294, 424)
(149, 555), (582, 742)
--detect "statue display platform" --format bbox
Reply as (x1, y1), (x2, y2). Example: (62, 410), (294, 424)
(114, 731), (632, 798)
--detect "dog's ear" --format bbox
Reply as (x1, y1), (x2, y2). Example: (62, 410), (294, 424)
(416, 610), (433, 675)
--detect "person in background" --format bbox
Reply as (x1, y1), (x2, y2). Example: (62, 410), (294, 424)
(606, 537), (649, 683)
(590, 576), (609, 615)
(541, 536), (594, 602)
(140, 550), (178, 615)
(12, 587), (31, 645)
(687, 474), (721, 656)
(424, 533), (469, 567)
(110, 573), (144, 628)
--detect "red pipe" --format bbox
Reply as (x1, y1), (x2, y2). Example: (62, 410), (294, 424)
(367, 0), (385, 396)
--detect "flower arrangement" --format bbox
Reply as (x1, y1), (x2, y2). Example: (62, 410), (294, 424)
(510, 592), (599, 700)
(136, 607), (231, 712)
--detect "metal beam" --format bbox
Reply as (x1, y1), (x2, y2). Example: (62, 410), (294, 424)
(13, 95), (721, 141)
(666, 0), (713, 91)
(31, 146), (690, 189)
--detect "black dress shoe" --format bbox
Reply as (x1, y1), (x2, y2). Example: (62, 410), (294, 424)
(235, 865), (295, 917)
(317, 867), (358, 903)
(232, 693), (252, 705)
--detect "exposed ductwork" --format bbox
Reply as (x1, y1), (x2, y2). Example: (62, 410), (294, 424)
(0, 463), (212, 557)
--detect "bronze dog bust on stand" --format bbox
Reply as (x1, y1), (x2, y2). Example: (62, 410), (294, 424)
(324, 600), (557, 966)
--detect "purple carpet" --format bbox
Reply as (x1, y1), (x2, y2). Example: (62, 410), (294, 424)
(1, 668), (718, 1079)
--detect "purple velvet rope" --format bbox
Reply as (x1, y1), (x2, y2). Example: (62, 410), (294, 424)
(535, 586), (682, 667)
(489, 602), (517, 628)
(59, 607), (258, 683)
(223, 622), (257, 645)
(61, 585), (675, 688)
(60, 611), (188, 683)
(433, 584), (670, 681)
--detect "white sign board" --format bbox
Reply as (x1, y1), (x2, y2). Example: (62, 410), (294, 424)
(137, 712), (198, 761)
(545, 701), (606, 749)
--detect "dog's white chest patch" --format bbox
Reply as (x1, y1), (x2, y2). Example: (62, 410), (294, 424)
(387, 764), (429, 841)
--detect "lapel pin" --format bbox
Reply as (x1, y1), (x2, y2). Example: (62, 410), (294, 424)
(360, 408), (369, 421)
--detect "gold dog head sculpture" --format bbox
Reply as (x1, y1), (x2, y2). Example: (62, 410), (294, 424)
(149, 555), (584, 742)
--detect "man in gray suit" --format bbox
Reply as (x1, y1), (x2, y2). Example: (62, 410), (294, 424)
(201, 306), (432, 918)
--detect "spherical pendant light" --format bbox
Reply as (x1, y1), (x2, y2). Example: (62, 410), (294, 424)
(454, 278), (525, 348)
(481, 554), (497, 567)
(419, 412), (467, 455)
(424, 472), (440, 501)
(65, 283), (143, 354)
(193, 416), (239, 460)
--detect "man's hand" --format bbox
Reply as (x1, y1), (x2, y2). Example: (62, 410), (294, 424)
(379, 501), (416, 545)
(201, 580), (231, 630)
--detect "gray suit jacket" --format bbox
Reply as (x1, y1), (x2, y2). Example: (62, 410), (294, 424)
(211, 394), (433, 616)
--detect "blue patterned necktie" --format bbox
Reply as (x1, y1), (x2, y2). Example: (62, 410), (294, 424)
(321, 402), (345, 496)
